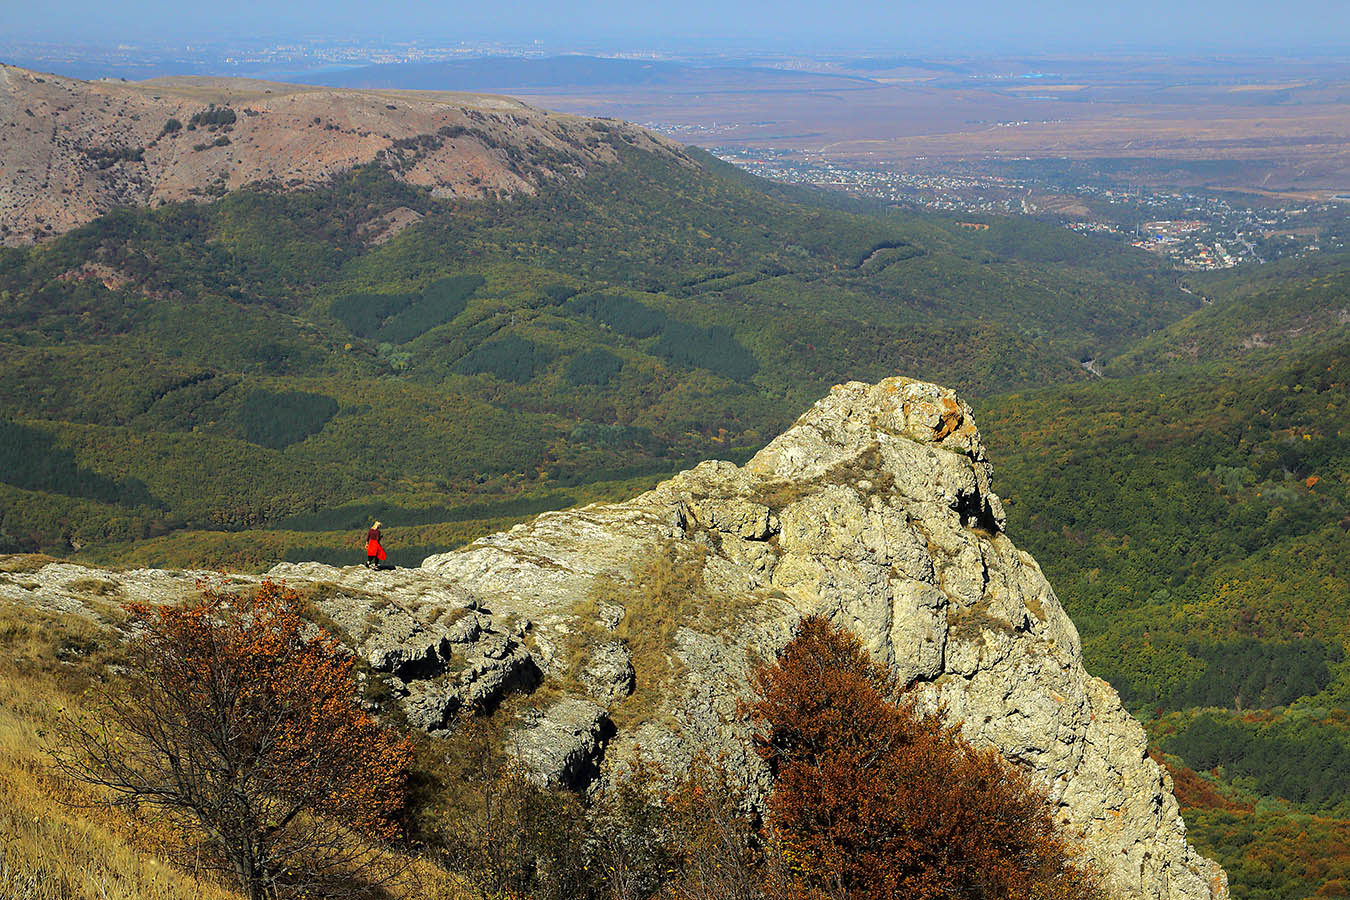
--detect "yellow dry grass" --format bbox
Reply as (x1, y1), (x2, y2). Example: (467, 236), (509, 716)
(0, 606), (245, 900)
(0, 601), (469, 900)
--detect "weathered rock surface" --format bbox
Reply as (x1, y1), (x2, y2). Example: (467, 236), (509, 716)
(0, 64), (685, 245)
(0, 377), (1226, 900)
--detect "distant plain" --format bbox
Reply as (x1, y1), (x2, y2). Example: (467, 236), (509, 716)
(311, 54), (1350, 195)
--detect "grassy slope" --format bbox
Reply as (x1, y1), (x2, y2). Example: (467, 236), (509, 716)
(0, 587), (246, 900)
(0, 571), (466, 900)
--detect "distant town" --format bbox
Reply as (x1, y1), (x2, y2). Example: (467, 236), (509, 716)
(708, 146), (1347, 270)
(2, 36), (1344, 273)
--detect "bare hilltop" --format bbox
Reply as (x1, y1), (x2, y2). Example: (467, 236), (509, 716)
(0, 64), (681, 246)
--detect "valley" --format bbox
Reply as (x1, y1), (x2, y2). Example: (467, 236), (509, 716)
(0, 60), (1347, 899)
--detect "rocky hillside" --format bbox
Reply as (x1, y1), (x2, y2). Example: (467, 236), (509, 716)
(0, 64), (681, 245)
(0, 377), (1227, 899)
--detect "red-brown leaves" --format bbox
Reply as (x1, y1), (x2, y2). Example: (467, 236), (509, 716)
(61, 580), (414, 898)
(123, 580), (413, 840)
(751, 616), (1099, 900)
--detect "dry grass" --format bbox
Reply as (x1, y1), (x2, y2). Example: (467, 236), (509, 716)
(752, 443), (894, 513)
(62, 577), (123, 598)
(602, 542), (710, 731)
(0, 609), (245, 900)
(0, 601), (470, 900)
(0, 555), (59, 575)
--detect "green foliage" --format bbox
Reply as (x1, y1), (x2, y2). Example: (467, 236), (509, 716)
(653, 321), (758, 380)
(1175, 639), (1342, 710)
(540, 283), (577, 305)
(452, 334), (549, 383)
(984, 342), (1350, 710)
(563, 292), (757, 378)
(1110, 253), (1350, 374)
(236, 390), (339, 449)
(0, 420), (158, 507)
(187, 106), (237, 128)
(566, 292), (669, 338)
(331, 292), (417, 338)
(331, 277), (483, 343)
(1159, 709), (1350, 811)
(1182, 806), (1350, 900)
(568, 423), (654, 450)
(276, 492), (576, 532)
(563, 348), (623, 386)
(376, 274), (484, 343)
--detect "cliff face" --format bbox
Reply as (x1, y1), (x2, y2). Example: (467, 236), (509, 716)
(0, 64), (682, 245)
(0, 377), (1226, 899)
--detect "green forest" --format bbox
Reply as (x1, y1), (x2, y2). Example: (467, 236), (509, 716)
(0, 134), (1348, 897)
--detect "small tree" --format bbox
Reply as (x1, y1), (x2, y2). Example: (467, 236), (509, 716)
(752, 616), (1099, 900)
(55, 580), (415, 899)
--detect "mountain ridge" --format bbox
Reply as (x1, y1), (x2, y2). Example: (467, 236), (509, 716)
(0, 63), (683, 246)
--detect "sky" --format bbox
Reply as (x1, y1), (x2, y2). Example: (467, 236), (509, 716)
(8, 0), (1350, 54)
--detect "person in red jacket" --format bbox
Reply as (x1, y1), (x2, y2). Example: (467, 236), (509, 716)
(365, 520), (387, 569)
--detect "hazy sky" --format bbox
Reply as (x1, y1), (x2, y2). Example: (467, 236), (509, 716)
(10, 0), (1349, 54)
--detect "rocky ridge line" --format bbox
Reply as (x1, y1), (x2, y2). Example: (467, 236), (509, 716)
(0, 377), (1227, 900)
(0, 64), (684, 245)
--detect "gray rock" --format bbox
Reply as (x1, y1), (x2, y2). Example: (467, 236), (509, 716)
(1, 376), (1226, 900)
(404, 680), (463, 731)
(580, 640), (636, 705)
(510, 698), (610, 789)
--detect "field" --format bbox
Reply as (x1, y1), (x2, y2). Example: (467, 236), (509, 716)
(312, 55), (1350, 196)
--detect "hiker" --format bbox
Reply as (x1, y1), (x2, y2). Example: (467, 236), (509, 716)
(365, 520), (387, 569)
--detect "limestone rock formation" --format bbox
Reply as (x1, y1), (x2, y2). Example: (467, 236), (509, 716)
(0, 377), (1227, 900)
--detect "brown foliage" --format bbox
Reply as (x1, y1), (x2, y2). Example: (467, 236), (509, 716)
(54, 580), (415, 900)
(751, 616), (1100, 900)
(1149, 749), (1252, 813)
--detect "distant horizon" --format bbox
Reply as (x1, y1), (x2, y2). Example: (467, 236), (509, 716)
(6, 0), (1350, 57)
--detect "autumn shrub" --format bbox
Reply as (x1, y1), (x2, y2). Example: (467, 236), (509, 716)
(433, 740), (764, 900)
(54, 580), (416, 900)
(751, 616), (1099, 900)
(656, 759), (765, 900)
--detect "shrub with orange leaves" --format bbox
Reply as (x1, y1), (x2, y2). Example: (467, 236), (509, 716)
(54, 580), (415, 900)
(751, 616), (1100, 900)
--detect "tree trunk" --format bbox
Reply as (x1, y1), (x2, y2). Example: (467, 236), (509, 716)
(231, 846), (266, 900)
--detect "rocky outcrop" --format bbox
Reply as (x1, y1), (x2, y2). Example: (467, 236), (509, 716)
(0, 377), (1226, 900)
(0, 64), (685, 245)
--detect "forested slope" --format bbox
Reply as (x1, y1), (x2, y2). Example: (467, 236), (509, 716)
(0, 144), (1195, 564)
(980, 263), (1350, 899)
